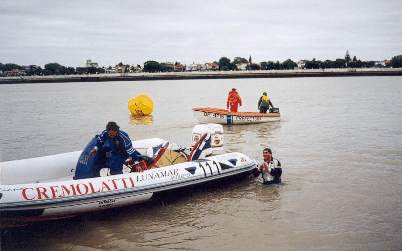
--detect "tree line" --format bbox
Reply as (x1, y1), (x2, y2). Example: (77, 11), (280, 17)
(1, 53), (402, 76)
(0, 62), (106, 76)
(216, 57), (299, 70)
(139, 54), (402, 72)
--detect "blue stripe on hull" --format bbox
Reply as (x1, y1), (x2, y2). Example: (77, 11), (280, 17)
(226, 115), (233, 125)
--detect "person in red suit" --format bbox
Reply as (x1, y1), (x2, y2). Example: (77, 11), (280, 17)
(226, 88), (242, 112)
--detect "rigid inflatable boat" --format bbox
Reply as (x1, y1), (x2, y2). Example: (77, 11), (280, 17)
(0, 138), (257, 227)
(193, 107), (280, 125)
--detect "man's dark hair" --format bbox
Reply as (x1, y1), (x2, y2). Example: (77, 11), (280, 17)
(263, 147), (272, 154)
(106, 121), (120, 131)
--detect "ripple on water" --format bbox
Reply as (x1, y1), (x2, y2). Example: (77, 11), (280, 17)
(1, 77), (402, 250)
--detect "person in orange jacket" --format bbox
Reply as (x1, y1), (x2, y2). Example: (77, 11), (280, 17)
(226, 88), (242, 112)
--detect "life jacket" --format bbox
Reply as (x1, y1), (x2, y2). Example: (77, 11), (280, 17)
(260, 95), (270, 107)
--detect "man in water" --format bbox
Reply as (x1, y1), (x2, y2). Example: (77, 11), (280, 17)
(90, 121), (147, 175)
(257, 92), (274, 113)
(226, 88), (242, 112)
(258, 147), (282, 183)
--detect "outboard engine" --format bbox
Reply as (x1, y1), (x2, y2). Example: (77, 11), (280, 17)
(269, 107), (280, 113)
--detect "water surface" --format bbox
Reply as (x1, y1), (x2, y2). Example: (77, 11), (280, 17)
(1, 77), (401, 250)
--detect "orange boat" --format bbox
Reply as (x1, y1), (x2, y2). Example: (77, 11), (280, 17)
(193, 107), (280, 125)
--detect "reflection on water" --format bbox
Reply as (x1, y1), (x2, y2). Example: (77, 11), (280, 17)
(129, 114), (153, 125)
(224, 122), (282, 159)
(255, 123), (281, 140)
(1, 77), (402, 250)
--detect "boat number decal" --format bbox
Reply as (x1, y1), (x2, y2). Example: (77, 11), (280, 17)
(232, 116), (263, 122)
(98, 198), (116, 209)
(203, 112), (226, 119)
(202, 112), (263, 122)
(20, 177), (135, 201)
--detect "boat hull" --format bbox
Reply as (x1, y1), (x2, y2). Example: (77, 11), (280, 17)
(0, 152), (257, 227)
(193, 107), (280, 125)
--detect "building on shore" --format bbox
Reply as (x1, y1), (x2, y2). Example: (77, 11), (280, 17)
(205, 62), (219, 71)
(186, 63), (206, 72)
(236, 63), (249, 71)
(174, 62), (185, 72)
(129, 64), (143, 73)
(297, 60), (307, 69)
(104, 66), (116, 74)
(3, 69), (27, 76)
(86, 59), (99, 68)
(373, 61), (386, 67)
(115, 64), (126, 73)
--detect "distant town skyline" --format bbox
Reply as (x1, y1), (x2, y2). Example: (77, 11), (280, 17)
(1, 0), (401, 67)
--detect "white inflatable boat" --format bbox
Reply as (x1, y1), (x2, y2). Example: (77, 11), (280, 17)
(0, 138), (257, 227)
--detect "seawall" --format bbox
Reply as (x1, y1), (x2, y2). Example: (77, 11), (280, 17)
(1, 68), (402, 84)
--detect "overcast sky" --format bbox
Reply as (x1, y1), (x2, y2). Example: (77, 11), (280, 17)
(1, 0), (401, 67)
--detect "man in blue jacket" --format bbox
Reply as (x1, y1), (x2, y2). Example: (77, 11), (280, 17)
(90, 121), (145, 176)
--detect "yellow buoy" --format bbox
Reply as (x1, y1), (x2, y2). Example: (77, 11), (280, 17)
(128, 94), (154, 116)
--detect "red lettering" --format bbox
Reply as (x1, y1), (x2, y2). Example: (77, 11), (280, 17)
(89, 182), (97, 193)
(110, 179), (119, 190)
(129, 177), (135, 188)
(61, 184), (77, 197)
(76, 183), (89, 195)
(101, 181), (111, 192)
(36, 187), (50, 200)
(49, 186), (60, 198)
(121, 178), (128, 189)
(21, 188), (35, 200)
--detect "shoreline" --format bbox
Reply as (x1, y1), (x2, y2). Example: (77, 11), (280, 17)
(1, 68), (401, 84)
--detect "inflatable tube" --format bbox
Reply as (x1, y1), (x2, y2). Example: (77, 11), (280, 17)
(0, 150), (256, 228)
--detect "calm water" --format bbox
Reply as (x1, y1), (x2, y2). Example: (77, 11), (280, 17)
(1, 77), (402, 250)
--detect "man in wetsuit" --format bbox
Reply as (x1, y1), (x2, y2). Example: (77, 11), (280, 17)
(258, 147), (282, 183)
(90, 121), (146, 176)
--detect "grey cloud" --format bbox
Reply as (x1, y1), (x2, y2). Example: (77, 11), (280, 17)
(0, 0), (401, 66)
